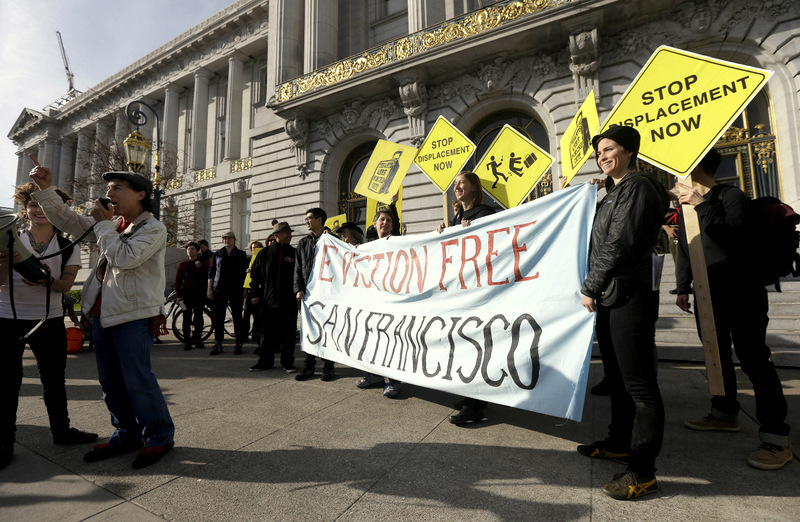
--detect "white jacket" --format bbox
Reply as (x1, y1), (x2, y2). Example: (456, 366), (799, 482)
(32, 186), (166, 327)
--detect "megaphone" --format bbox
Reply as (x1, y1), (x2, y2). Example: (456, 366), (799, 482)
(0, 214), (51, 282)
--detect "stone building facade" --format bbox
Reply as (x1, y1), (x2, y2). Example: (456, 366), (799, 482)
(7, 0), (800, 264)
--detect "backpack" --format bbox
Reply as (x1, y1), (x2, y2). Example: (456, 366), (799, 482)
(750, 196), (800, 291)
(55, 234), (75, 274)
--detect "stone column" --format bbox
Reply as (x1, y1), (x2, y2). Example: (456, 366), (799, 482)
(15, 150), (30, 187)
(115, 110), (129, 152)
(163, 84), (181, 176)
(304, 0), (337, 73)
(74, 129), (91, 202)
(92, 120), (112, 199)
(58, 137), (76, 190)
(191, 69), (213, 170)
(267, 0), (304, 103)
(224, 54), (246, 161)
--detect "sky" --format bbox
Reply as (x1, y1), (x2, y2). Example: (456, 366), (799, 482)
(0, 0), (236, 208)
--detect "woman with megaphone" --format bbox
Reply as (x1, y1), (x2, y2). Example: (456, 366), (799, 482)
(0, 182), (98, 471)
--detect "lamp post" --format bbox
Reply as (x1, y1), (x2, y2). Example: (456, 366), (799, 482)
(123, 100), (163, 219)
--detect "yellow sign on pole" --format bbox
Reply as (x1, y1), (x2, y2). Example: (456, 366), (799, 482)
(600, 46), (771, 177)
(243, 247), (262, 289)
(366, 188), (402, 229)
(414, 116), (475, 192)
(560, 90), (600, 185)
(354, 140), (417, 204)
(325, 213), (347, 233)
(474, 125), (554, 209)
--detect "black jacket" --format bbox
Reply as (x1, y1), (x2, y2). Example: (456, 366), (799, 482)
(581, 172), (669, 298)
(250, 242), (296, 308)
(293, 232), (320, 294)
(453, 203), (495, 224)
(677, 183), (751, 294)
(208, 246), (248, 293)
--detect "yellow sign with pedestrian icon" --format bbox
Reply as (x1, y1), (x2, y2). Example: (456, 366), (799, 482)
(474, 125), (554, 209)
(600, 45), (771, 177)
(414, 116), (475, 192)
(560, 90), (600, 185)
(354, 140), (417, 204)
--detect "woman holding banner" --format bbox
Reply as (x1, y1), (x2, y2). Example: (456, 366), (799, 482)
(355, 209), (403, 399)
(577, 126), (669, 500)
(437, 171), (495, 425)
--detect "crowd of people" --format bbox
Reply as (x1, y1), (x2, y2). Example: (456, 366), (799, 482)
(0, 126), (792, 505)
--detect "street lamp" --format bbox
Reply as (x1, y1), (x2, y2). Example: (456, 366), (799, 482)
(124, 100), (163, 219)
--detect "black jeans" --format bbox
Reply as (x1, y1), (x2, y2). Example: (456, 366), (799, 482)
(182, 298), (206, 343)
(698, 280), (789, 438)
(256, 305), (297, 370)
(0, 317), (71, 444)
(243, 298), (261, 342)
(595, 285), (664, 477)
(212, 291), (245, 344)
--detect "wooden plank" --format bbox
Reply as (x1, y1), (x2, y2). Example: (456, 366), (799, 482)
(677, 175), (725, 395)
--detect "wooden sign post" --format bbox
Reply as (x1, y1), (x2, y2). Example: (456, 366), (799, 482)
(677, 175), (725, 395)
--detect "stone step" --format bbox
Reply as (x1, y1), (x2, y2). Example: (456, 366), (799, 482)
(654, 327), (800, 347)
(656, 314), (800, 331)
(591, 342), (800, 367)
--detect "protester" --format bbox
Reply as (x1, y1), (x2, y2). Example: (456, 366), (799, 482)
(337, 222), (364, 246)
(436, 171), (495, 424)
(0, 182), (97, 470)
(207, 231), (248, 355)
(294, 207), (336, 382)
(355, 209), (403, 399)
(248, 222), (297, 373)
(243, 240), (264, 347)
(577, 125), (669, 500)
(175, 241), (209, 350)
(29, 165), (175, 470)
(62, 292), (81, 326)
(676, 148), (792, 470)
(197, 239), (211, 262)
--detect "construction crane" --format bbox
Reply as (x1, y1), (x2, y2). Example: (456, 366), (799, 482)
(56, 31), (76, 94)
(44, 31), (81, 110)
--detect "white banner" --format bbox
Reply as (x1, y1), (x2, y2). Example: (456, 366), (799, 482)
(301, 183), (597, 421)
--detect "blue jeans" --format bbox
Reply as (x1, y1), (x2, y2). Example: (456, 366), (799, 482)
(93, 317), (174, 448)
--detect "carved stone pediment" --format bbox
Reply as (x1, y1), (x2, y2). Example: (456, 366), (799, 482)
(8, 108), (48, 140)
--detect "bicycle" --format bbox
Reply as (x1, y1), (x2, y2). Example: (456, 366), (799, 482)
(164, 292), (236, 342)
(164, 291), (214, 343)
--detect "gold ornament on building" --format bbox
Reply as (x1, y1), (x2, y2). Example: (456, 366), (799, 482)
(275, 0), (574, 103)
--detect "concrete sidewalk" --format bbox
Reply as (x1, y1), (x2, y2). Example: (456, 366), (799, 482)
(2, 337), (798, 521)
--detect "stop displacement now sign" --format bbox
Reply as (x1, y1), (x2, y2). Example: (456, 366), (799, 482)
(600, 46), (771, 177)
(414, 116), (476, 192)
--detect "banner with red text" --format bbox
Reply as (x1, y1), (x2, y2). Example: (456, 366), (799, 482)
(300, 183), (597, 421)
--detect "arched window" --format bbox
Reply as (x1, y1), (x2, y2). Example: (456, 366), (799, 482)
(465, 110), (552, 203)
(338, 141), (377, 223)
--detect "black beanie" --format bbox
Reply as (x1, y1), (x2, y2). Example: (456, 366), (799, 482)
(591, 125), (641, 155)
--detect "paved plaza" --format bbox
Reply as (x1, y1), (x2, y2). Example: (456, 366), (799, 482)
(1, 335), (798, 521)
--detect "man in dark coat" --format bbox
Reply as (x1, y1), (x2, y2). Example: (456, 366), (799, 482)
(249, 222), (297, 372)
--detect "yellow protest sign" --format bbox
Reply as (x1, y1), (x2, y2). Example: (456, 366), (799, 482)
(354, 140), (417, 204)
(414, 116), (475, 192)
(474, 125), (555, 209)
(325, 214), (346, 233)
(366, 187), (402, 229)
(243, 247), (262, 288)
(560, 90), (600, 185)
(600, 45), (771, 177)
